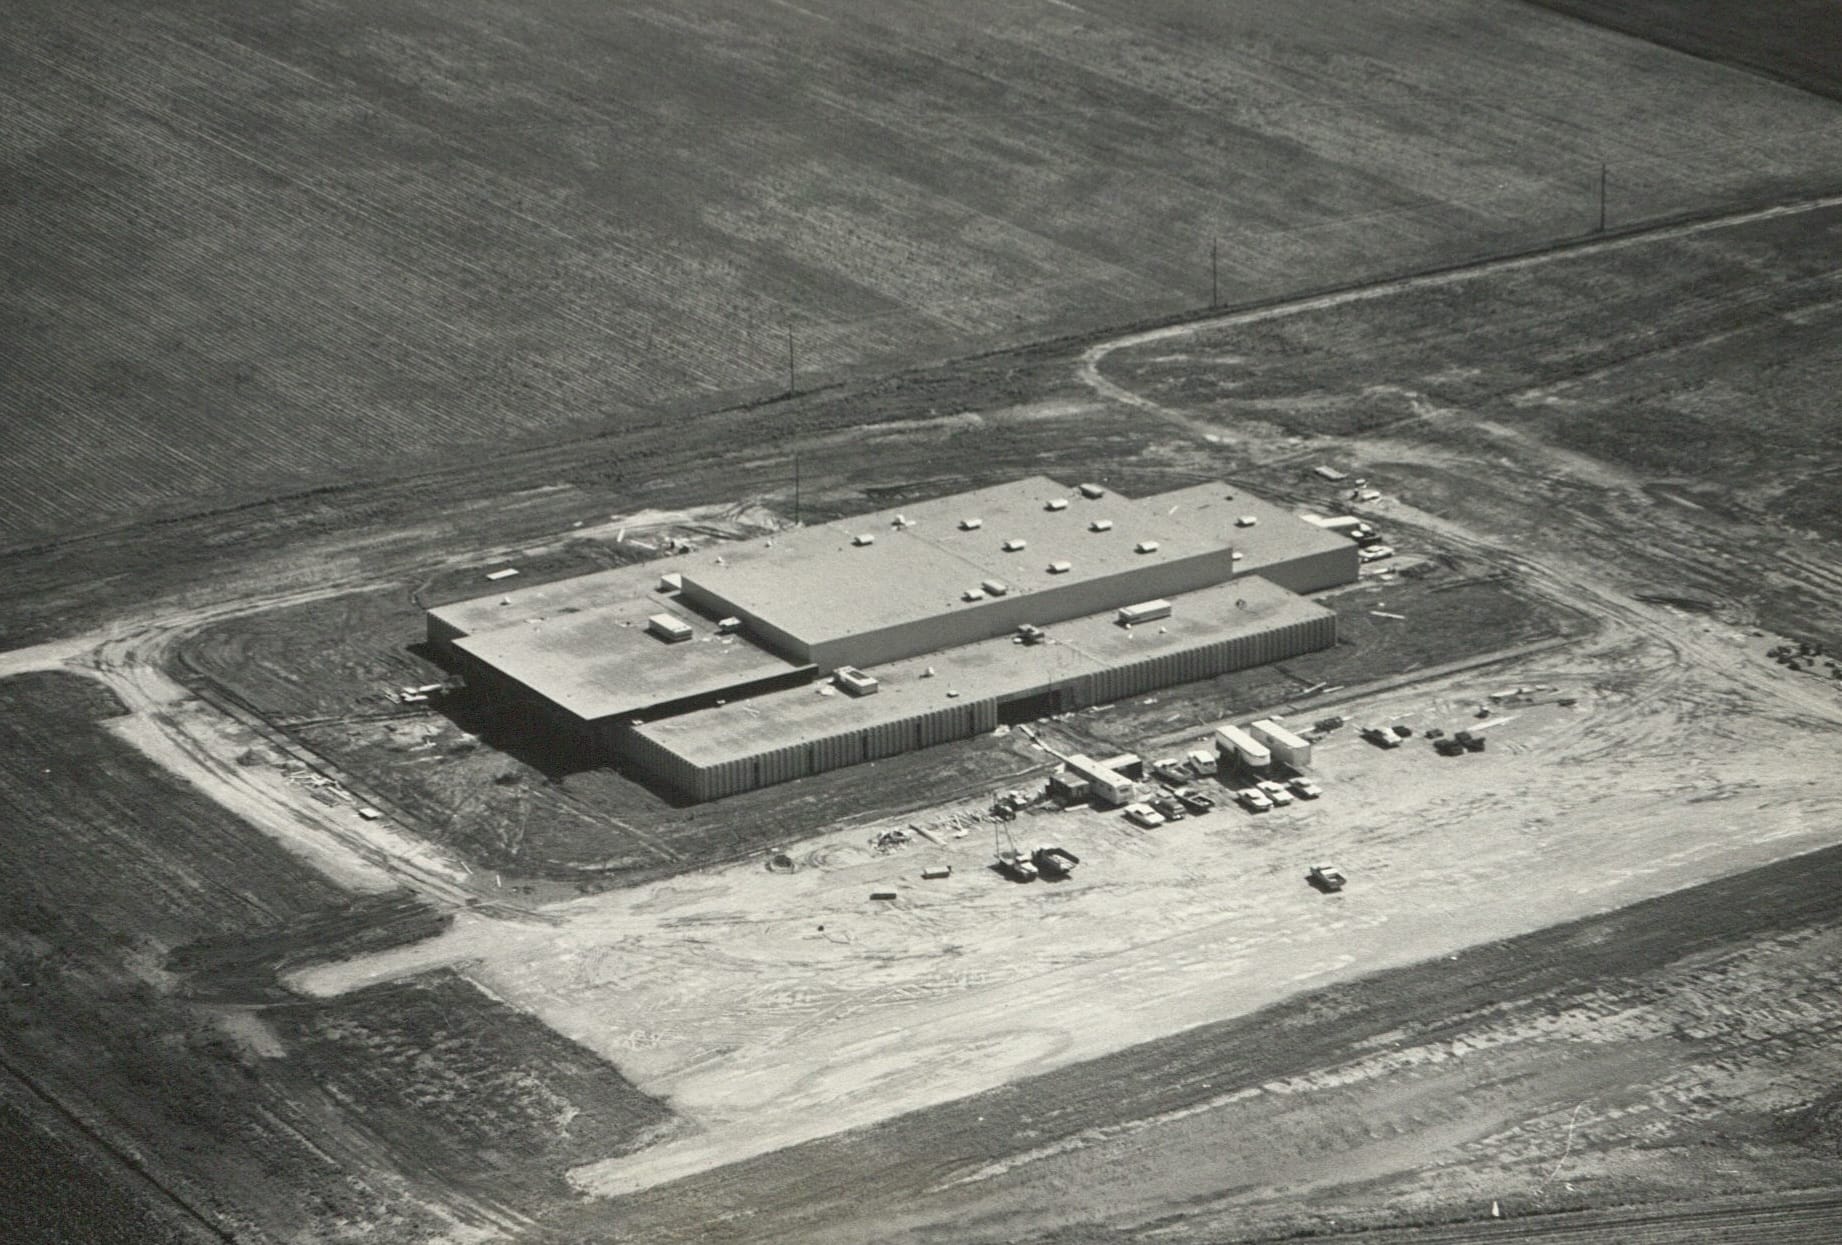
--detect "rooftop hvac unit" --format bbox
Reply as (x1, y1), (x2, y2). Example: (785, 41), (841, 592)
(1089, 519), (1114, 532)
(715, 617), (742, 635)
(833, 666), (880, 697)
(1235, 515), (1259, 527)
(1078, 483), (1106, 499)
(647, 613), (694, 643)
(1002, 538), (1027, 552)
(1047, 559), (1072, 574)
(981, 579), (1010, 597)
(1116, 599), (1172, 626)
(962, 588), (985, 602)
(1044, 498), (1069, 511)
(959, 517), (983, 530)
(1135, 540), (1160, 554)
(852, 533), (876, 546)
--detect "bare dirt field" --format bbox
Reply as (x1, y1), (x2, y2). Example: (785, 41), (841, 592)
(9, 0), (1842, 540)
(1095, 198), (1842, 646)
(0, 188), (1838, 1240)
(1530, 1), (1842, 100)
(6, 7), (1842, 1238)
(289, 576), (1842, 1235)
(0, 671), (679, 1242)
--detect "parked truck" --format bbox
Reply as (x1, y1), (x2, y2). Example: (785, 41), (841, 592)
(1250, 718), (1313, 770)
(1214, 723), (1271, 770)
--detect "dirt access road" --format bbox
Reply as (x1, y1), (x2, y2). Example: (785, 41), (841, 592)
(290, 575), (1842, 1202)
(278, 191), (1842, 1204)
(9, 191), (1842, 1235)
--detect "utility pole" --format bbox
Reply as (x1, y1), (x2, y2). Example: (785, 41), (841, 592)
(1597, 163), (1607, 234)
(785, 325), (796, 395)
(793, 452), (801, 526)
(1210, 238), (1219, 308)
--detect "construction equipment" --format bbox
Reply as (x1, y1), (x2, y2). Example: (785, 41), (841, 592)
(1031, 845), (1080, 878)
(994, 821), (1039, 881)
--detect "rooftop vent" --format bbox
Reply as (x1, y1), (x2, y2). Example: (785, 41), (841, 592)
(1078, 483), (1106, 499)
(833, 666), (880, 697)
(647, 614), (694, 644)
(1089, 519), (1114, 532)
(959, 517), (983, 531)
(1045, 498), (1069, 512)
(1047, 559), (1072, 574)
(1117, 599), (1173, 627)
(852, 533), (876, 546)
(1235, 515), (1258, 527)
(1002, 538), (1027, 552)
(1135, 540), (1160, 553)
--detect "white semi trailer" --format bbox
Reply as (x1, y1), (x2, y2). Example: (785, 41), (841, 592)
(1063, 754), (1136, 807)
(1250, 719), (1312, 770)
(1213, 723), (1271, 770)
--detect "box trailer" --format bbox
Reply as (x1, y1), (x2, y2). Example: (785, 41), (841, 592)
(1250, 719), (1312, 769)
(1064, 754), (1135, 807)
(1214, 724), (1271, 770)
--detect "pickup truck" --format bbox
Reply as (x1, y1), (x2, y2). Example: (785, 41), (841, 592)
(1307, 864), (1347, 893)
(1151, 758), (1191, 787)
(1173, 787), (1215, 814)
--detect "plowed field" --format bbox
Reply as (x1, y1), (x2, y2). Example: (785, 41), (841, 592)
(0, 672), (677, 1240)
(9, 0), (1842, 540)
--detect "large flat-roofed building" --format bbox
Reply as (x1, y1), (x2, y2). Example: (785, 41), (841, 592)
(426, 478), (1359, 800)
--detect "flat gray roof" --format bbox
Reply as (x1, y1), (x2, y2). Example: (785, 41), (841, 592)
(681, 477), (1350, 646)
(634, 576), (1330, 765)
(453, 595), (806, 720)
(429, 560), (680, 638)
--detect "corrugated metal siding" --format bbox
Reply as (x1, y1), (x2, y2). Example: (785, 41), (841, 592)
(1256, 546), (1360, 594)
(1077, 613), (1336, 705)
(631, 698), (1000, 801)
(624, 608), (1334, 802)
(427, 614), (466, 652)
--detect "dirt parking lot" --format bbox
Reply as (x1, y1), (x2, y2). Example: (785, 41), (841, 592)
(293, 577), (1842, 1203)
